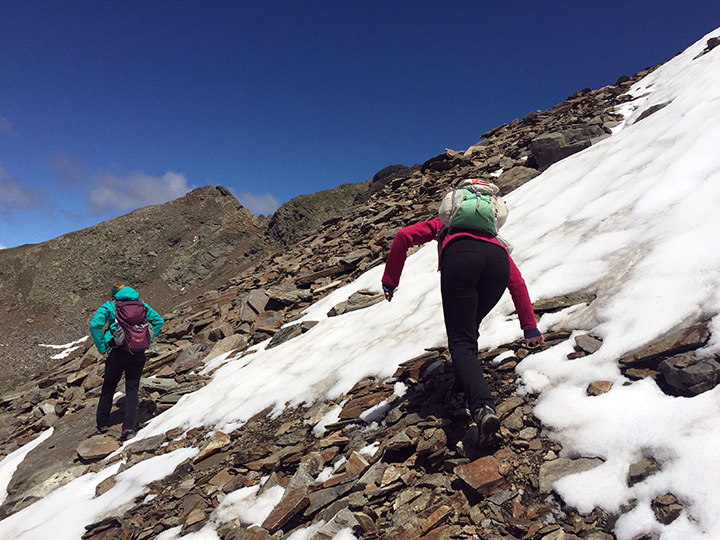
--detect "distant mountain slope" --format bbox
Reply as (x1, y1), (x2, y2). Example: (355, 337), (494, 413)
(0, 186), (264, 390)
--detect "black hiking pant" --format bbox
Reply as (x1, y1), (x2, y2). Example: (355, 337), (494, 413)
(96, 347), (146, 432)
(440, 237), (510, 413)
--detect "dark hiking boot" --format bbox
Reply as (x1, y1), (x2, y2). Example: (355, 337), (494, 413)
(473, 405), (500, 437)
(97, 425), (109, 434)
(121, 429), (137, 441)
(444, 389), (470, 418)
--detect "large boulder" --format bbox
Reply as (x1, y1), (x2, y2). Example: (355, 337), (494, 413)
(529, 125), (607, 171)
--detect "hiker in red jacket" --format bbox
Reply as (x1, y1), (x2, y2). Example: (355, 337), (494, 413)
(382, 217), (544, 443)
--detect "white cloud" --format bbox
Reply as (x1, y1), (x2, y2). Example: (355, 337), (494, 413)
(237, 192), (281, 215)
(0, 163), (42, 216)
(0, 243), (6, 250)
(0, 117), (13, 134)
(51, 152), (84, 178)
(87, 171), (194, 212)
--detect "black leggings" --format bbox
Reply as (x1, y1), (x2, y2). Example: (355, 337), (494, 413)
(96, 348), (146, 431)
(440, 238), (510, 411)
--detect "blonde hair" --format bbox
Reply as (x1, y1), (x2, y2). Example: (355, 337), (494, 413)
(111, 283), (128, 299)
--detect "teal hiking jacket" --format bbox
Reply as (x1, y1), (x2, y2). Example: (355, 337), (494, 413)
(89, 286), (165, 354)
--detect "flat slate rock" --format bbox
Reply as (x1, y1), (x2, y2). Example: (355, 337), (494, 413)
(77, 436), (121, 461)
(539, 457), (604, 493)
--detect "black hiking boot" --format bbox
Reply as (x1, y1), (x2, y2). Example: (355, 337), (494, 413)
(97, 424), (109, 434)
(472, 405), (500, 447)
(121, 429), (137, 441)
(444, 389), (471, 418)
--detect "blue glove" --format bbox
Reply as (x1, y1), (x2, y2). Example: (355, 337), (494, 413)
(382, 283), (395, 301)
(523, 328), (542, 339)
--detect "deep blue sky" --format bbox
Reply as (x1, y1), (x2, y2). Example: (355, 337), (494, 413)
(2, 2), (719, 248)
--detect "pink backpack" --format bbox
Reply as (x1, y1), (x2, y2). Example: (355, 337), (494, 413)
(112, 300), (152, 351)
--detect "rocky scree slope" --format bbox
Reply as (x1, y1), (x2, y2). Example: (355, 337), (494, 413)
(3, 63), (711, 540)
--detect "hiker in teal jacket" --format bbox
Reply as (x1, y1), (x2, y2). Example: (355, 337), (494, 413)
(89, 284), (164, 440)
(89, 285), (164, 355)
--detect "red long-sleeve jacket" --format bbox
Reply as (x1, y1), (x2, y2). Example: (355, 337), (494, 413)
(381, 217), (538, 332)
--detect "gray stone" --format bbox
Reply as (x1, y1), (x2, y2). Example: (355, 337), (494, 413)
(629, 457), (661, 486)
(357, 461), (386, 490)
(339, 250), (371, 266)
(346, 290), (384, 312)
(575, 334), (603, 354)
(141, 377), (178, 393)
(659, 355), (720, 396)
(305, 482), (356, 517)
(530, 125), (606, 171)
(266, 284), (312, 309)
(286, 453), (324, 491)
(533, 293), (597, 314)
(206, 334), (248, 360)
(126, 434), (167, 454)
(487, 490), (519, 506)
(497, 166), (541, 194)
(620, 323), (710, 367)
(267, 323), (305, 350)
(329, 290), (384, 318)
(633, 102), (670, 124)
(2, 406), (98, 515)
(172, 344), (208, 373)
(539, 457), (604, 493)
(312, 508), (359, 539)
(246, 289), (270, 314)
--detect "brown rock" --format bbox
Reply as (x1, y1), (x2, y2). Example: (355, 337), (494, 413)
(384, 431), (415, 452)
(454, 456), (503, 494)
(346, 451), (371, 476)
(496, 396), (524, 419)
(620, 323), (710, 367)
(66, 370), (90, 386)
(629, 457), (661, 486)
(416, 428), (447, 454)
(193, 431), (231, 463)
(94, 476), (116, 497)
(339, 388), (394, 419)
(208, 468), (236, 491)
(543, 528), (568, 540)
(420, 505), (453, 533)
(393, 351), (441, 380)
(77, 436), (121, 461)
(587, 380), (613, 396)
(652, 493), (683, 525)
(184, 507), (206, 527)
(261, 487), (310, 533)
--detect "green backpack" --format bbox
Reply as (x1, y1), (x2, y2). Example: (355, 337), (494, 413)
(437, 179), (512, 251)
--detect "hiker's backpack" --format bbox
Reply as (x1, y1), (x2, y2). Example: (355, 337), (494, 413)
(437, 179), (513, 252)
(438, 179), (508, 234)
(112, 300), (153, 351)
